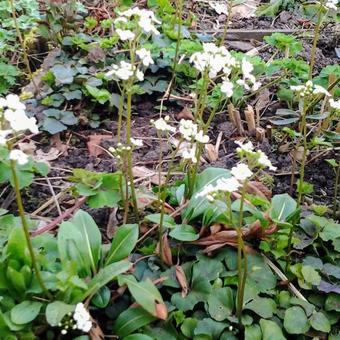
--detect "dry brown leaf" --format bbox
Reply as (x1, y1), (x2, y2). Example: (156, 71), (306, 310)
(155, 302), (168, 320)
(35, 147), (60, 162)
(232, 0), (258, 18)
(18, 141), (37, 155)
(51, 133), (68, 154)
(133, 166), (165, 185)
(175, 265), (188, 298)
(160, 233), (173, 266)
(247, 181), (272, 199)
(290, 146), (305, 162)
(254, 88), (271, 113)
(177, 106), (194, 120)
(205, 143), (218, 162)
(87, 134), (112, 157)
(210, 224), (222, 235)
(89, 317), (105, 340)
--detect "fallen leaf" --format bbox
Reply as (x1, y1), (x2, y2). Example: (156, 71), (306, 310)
(177, 106), (194, 120)
(175, 265), (188, 298)
(18, 141), (37, 155)
(205, 143), (218, 162)
(228, 40), (254, 52)
(155, 302), (168, 320)
(35, 147), (60, 162)
(278, 143), (291, 153)
(159, 233), (173, 266)
(87, 134), (112, 157)
(247, 181), (272, 199)
(254, 88), (271, 114)
(232, 0), (258, 18)
(133, 166), (165, 185)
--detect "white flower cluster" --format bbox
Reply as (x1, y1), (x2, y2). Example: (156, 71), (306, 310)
(209, 1), (229, 15)
(235, 140), (277, 171)
(236, 59), (262, 92)
(190, 43), (237, 79)
(324, 0), (338, 10)
(330, 98), (340, 111)
(290, 80), (331, 98)
(190, 43), (261, 97)
(115, 7), (161, 36)
(136, 48), (154, 67)
(73, 303), (92, 333)
(0, 94), (39, 165)
(151, 115), (176, 133)
(151, 117), (209, 164)
(196, 163), (252, 201)
(106, 61), (144, 81)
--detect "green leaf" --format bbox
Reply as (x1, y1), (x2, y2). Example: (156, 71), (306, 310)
(46, 301), (74, 327)
(145, 213), (175, 228)
(123, 335), (154, 340)
(260, 319), (286, 340)
(58, 210), (102, 275)
(245, 297), (277, 318)
(85, 85), (111, 104)
(106, 224), (139, 264)
(325, 294), (340, 312)
(245, 324), (262, 340)
(51, 64), (74, 85)
(84, 260), (132, 299)
(284, 306), (310, 334)
(207, 287), (234, 321)
(181, 318), (198, 338)
(270, 194), (297, 223)
(10, 301), (42, 325)
(113, 307), (156, 338)
(169, 224), (199, 241)
(119, 275), (165, 317)
(194, 318), (227, 339)
(301, 265), (321, 286)
(88, 190), (121, 208)
(309, 312), (331, 333)
(42, 117), (67, 134)
(91, 286), (110, 308)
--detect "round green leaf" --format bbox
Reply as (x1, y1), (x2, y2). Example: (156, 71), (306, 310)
(309, 312), (331, 333)
(284, 306), (310, 334)
(169, 224), (199, 241)
(245, 297), (277, 318)
(46, 301), (75, 327)
(123, 334), (154, 340)
(10, 301), (42, 325)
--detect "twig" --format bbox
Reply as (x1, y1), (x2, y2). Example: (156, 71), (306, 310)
(45, 176), (62, 216)
(31, 197), (87, 236)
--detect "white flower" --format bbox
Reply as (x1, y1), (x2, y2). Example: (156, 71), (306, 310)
(0, 130), (11, 145)
(330, 98), (340, 110)
(136, 48), (154, 67)
(61, 329), (67, 335)
(152, 116), (176, 133)
(195, 130), (209, 144)
(73, 303), (92, 333)
(106, 61), (134, 81)
(0, 98), (7, 108)
(114, 17), (128, 24)
(182, 145), (197, 163)
(196, 183), (216, 198)
(179, 119), (198, 141)
(4, 109), (39, 134)
(221, 79), (234, 97)
(5, 94), (26, 110)
(257, 150), (277, 171)
(131, 138), (143, 147)
(231, 163), (253, 181)
(313, 85), (331, 97)
(235, 140), (254, 153)
(325, 0), (338, 10)
(209, 1), (229, 15)
(290, 80), (313, 97)
(136, 69), (144, 81)
(9, 149), (29, 165)
(215, 176), (241, 192)
(116, 29), (135, 41)
(237, 58), (261, 92)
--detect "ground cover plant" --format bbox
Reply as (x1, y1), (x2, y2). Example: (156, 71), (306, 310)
(0, 0), (339, 339)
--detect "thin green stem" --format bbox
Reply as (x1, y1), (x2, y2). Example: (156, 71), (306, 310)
(308, 5), (323, 79)
(9, 0), (39, 96)
(333, 164), (340, 220)
(10, 160), (52, 299)
(219, 1), (233, 47)
(167, 0), (183, 100)
(236, 182), (247, 328)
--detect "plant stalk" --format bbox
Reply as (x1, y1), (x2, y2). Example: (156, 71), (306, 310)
(10, 160), (52, 299)
(333, 164), (340, 220)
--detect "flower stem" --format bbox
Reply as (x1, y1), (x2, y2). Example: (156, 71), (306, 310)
(236, 182), (247, 327)
(219, 1), (233, 47)
(333, 163), (340, 220)
(309, 4), (324, 79)
(10, 160), (52, 299)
